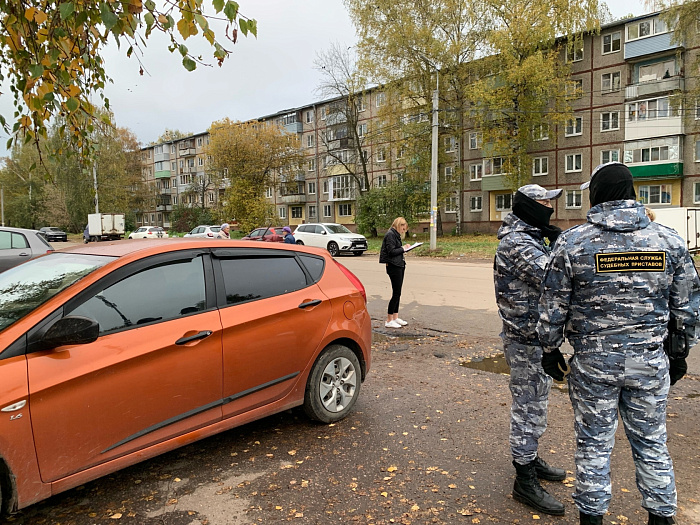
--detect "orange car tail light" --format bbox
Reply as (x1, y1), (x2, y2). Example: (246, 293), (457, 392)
(334, 260), (366, 303)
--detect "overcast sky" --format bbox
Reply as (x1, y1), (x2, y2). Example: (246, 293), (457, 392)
(1, 0), (650, 151)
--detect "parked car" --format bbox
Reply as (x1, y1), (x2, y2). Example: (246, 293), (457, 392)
(38, 226), (68, 242)
(293, 223), (368, 256)
(0, 239), (370, 514)
(241, 226), (286, 242)
(0, 226), (54, 273)
(128, 226), (168, 239)
(183, 225), (221, 238)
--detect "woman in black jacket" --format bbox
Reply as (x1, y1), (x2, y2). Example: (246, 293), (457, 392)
(379, 217), (411, 328)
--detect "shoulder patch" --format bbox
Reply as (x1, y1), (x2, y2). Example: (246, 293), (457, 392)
(595, 251), (666, 273)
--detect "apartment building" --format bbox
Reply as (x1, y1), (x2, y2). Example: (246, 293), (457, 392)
(139, 11), (700, 234)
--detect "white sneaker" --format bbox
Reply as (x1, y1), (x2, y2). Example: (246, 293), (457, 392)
(385, 320), (401, 328)
(395, 318), (408, 326)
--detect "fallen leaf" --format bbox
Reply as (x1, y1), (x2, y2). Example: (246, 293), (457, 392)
(533, 515), (541, 520)
(110, 514), (122, 519)
(387, 466), (398, 472)
(288, 450), (297, 456)
(448, 484), (457, 489)
(411, 504), (420, 511)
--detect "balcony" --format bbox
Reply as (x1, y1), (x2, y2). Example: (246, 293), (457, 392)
(481, 175), (509, 192)
(154, 151), (170, 163)
(625, 77), (684, 100)
(628, 162), (683, 179)
(156, 204), (173, 212)
(624, 32), (681, 61)
(624, 115), (683, 141)
(179, 147), (196, 157)
(279, 194), (307, 204)
(154, 170), (171, 179)
(284, 121), (303, 134)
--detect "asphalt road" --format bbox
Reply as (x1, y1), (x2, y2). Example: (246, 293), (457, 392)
(10, 247), (698, 525)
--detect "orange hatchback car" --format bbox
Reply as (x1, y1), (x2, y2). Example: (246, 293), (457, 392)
(0, 239), (371, 514)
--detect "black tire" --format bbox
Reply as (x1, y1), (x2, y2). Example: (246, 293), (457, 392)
(327, 241), (339, 257)
(353, 251), (364, 256)
(296, 240), (304, 245)
(304, 345), (361, 423)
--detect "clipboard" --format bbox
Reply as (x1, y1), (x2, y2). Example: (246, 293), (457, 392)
(405, 242), (423, 252)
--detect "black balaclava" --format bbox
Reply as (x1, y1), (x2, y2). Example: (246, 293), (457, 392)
(512, 191), (554, 230)
(589, 163), (636, 207)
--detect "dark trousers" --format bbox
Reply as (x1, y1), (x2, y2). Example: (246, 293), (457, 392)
(386, 263), (405, 315)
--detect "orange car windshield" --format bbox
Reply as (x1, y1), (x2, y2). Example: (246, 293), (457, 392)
(0, 253), (115, 333)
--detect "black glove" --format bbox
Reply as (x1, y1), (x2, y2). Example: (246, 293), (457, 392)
(541, 225), (563, 245)
(669, 358), (687, 385)
(541, 349), (569, 381)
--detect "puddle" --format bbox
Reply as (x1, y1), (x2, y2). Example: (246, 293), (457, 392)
(460, 354), (510, 375)
(686, 393), (700, 399)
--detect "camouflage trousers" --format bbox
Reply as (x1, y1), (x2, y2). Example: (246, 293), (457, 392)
(503, 340), (553, 465)
(568, 343), (675, 517)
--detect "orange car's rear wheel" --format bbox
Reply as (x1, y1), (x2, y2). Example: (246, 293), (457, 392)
(304, 345), (361, 423)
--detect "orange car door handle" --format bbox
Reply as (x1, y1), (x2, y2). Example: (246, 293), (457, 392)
(175, 330), (213, 345)
(298, 300), (322, 309)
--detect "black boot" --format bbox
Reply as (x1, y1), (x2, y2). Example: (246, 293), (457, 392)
(648, 513), (676, 525)
(580, 512), (603, 525)
(533, 456), (566, 481)
(512, 460), (565, 516)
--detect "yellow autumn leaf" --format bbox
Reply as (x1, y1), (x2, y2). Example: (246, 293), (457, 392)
(34, 9), (48, 24)
(448, 484), (457, 489)
(110, 514), (122, 519)
(275, 506), (282, 510)
(533, 515), (541, 520)
(411, 504), (420, 511)
(621, 488), (630, 493)
(387, 466), (398, 472)
(381, 491), (388, 497)
(24, 7), (36, 21)
(288, 450), (297, 456)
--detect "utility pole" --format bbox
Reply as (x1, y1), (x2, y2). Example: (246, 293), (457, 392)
(1, 186), (4, 226)
(430, 71), (439, 251)
(93, 163), (99, 213)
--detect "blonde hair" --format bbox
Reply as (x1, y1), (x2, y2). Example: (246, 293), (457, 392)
(391, 217), (407, 230)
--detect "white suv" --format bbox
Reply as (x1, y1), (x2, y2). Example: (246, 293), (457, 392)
(293, 223), (367, 257)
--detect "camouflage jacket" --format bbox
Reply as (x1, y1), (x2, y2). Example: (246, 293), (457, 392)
(537, 200), (700, 352)
(494, 213), (550, 344)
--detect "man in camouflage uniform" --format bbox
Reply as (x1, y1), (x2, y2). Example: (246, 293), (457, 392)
(536, 162), (700, 525)
(494, 184), (567, 516)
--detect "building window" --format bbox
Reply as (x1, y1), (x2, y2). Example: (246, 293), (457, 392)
(470, 163), (482, 181)
(320, 107), (327, 120)
(307, 135), (314, 147)
(323, 180), (329, 194)
(601, 71), (621, 93)
(376, 174), (387, 187)
(444, 136), (457, 153)
(533, 124), (549, 141)
(323, 204), (332, 217)
(638, 184), (672, 205)
(695, 140), (700, 162)
(533, 156), (548, 176)
(602, 31), (621, 54)
(566, 153), (583, 172)
(308, 205), (317, 218)
(601, 112), (620, 131)
(376, 92), (386, 107)
(331, 175), (355, 200)
(694, 182), (700, 204)
(469, 132), (481, 149)
(305, 110), (314, 123)
(565, 117), (583, 137)
(495, 193), (513, 211)
(566, 79), (584, 100)
(639, 59), (675, 82)
(208, 193), (215, 203)
(624, 136), (680, 164)
(291, 206), (303, 219)
(484, 157), (505, 176)
(566, 42), (583, 62)
(279, 207), (287, 219)
(357, 123), (367, 137)
(308, 158), (316, 171)
(444, 195), (458, 213)
(566, 190), (582, 209)
(308, 181), (316, 194)
(396, 144), (406, 159)
(266, 187), (273, 198)
(627, 17), (667, 41)
(470, 196), (483, 212)
(356, 96), (365, 112)
(444, 166), (454, 182)
(601, 149), (620, 164)
(338, 203), (352, 216)
(198, 157), (204, 166)
(626, 96), (672, 122)
(377, 148), (386, 162)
